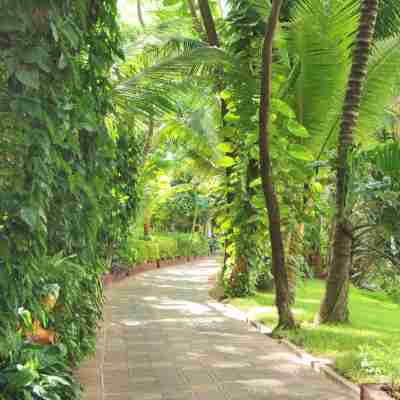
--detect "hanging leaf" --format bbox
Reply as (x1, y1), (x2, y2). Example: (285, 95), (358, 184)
(250, 146), (259, 160)
(20, 207), (39, 229)
(217, 142), (234, 153)
(224, 112), (240, 122)
(287, 120), (309, 138)
(251, 194), (265, 209)
(16, 66), (40, 90)
(288, 144), (314, 162)
(50, 22), (59, 42)
(249, 177), (262, 188)
(271, 99), (295, 118)
(23, 46), (52, 73)
(58, 54), (68, 70)
(216, 155), (236, 167)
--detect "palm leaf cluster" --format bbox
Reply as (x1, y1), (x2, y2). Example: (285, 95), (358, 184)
(285, 0), (400, 159)
(113, 34), (231, 120)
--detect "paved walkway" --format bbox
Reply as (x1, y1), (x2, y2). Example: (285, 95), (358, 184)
(78, 258), (355, 400)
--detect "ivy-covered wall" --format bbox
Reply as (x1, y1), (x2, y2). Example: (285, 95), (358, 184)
(0, 0), (141, 371)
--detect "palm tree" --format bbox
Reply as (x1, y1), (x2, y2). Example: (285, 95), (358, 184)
(319, 0), (379, 323)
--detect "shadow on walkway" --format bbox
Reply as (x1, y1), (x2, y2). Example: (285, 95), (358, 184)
(78, 258), (354, 400)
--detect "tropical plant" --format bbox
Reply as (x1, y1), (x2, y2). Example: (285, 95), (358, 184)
(319, 0), (379, 323)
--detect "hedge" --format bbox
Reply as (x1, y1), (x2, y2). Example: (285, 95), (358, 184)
(118, 233), (209, 266)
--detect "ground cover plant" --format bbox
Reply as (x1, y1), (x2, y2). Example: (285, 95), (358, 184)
(231, 280), (400, 384)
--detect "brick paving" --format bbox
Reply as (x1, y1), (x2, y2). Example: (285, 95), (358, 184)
(78, 258), (356, 400)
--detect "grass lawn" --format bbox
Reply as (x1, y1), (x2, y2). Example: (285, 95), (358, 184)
(230, 279), (400, 384)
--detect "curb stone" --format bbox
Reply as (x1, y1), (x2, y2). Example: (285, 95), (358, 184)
(218, 302), (360, 399)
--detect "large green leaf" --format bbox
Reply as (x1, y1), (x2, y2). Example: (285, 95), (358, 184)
(20, 207), (39, 229)
(216, 155), (236, 168)
(288, 144), (314, 161)
(16, 66), (40, 90)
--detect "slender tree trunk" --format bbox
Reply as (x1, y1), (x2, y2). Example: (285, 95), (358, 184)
(198, 0), (219, 47)
(143, 115), (154, 238)
(198, 0), (233, 277)
(143, 115), (154, 157)
(137, 0), (145, 28)
(319, 0), (379, 324)
(187, 0), (204, 36)
(258, 0), (296, 330)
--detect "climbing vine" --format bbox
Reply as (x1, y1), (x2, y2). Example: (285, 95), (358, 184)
(0, 0), (141, 379)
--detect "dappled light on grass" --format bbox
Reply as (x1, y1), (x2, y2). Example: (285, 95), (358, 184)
(231, 279), (400, 383)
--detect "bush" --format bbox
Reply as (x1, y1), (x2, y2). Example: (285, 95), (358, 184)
(117, 232), (209, 265)
(0, 253), (103, 366)
(119, 237), (160, 264)
(255, 268), (274, 291)
(0, 341), (81, 400)
(157, 236), (179, 260)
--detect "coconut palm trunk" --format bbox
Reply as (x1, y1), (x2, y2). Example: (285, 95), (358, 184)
(187, 0), (204, 36)
(259, 0), (296, 330)
(319, 0), (379, 323)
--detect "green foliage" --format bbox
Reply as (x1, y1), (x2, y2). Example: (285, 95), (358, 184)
(0, 0), (134, 396)
(224, 267), (253, 298)
(255, 264), (274, 291)
(118, 232), (209, 265)
(232, 280), (400, 383)
(0, 342), (81, 400)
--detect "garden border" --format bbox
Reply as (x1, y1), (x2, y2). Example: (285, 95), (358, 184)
(218, 302), (364, 400)
(101, 255), (210, 287)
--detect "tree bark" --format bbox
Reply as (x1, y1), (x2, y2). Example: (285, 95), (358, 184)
(187, 0), (204, 36)
(319, 0), (379, 324)
(198, 0), (233, 277)
(198, 0), (219, 47)
(258, 0), (296, 330)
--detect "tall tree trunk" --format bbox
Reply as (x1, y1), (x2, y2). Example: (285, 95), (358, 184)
(198, 0), (232, 276)
(143, 115), (154, 238)
(258, 0), (296, 330)
(319, 0), (379, 324)
(198, 0), (219, 47)
(137, 0), (145, 28)
(187, 0), (204, 36)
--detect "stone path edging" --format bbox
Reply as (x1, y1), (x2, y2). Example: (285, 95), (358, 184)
(220, 303), (361, 399)
(103, 256), (209, 288)
(78, 259), (361, 400)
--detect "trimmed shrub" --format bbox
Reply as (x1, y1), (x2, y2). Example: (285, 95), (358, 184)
(118, 233), (209, 265)
(157, 236), (179, 260)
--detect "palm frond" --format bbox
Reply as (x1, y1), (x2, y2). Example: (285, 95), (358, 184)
(375, 0), (400, 39)
(124, 35), (207, 66)
(355, 36), (400, 143)
(370, 142), (400, 174)
(287, 0), (359, 150)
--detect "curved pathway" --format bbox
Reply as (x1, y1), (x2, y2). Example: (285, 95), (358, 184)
(78, 258), (354, 400)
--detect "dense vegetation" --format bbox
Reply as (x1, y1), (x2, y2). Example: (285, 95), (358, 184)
(0, 0), (399, 398)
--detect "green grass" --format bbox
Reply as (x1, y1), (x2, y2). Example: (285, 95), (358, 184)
(231, 280), (400, 383)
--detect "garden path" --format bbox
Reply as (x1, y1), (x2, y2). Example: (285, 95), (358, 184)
(78, 258), (355, 400)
